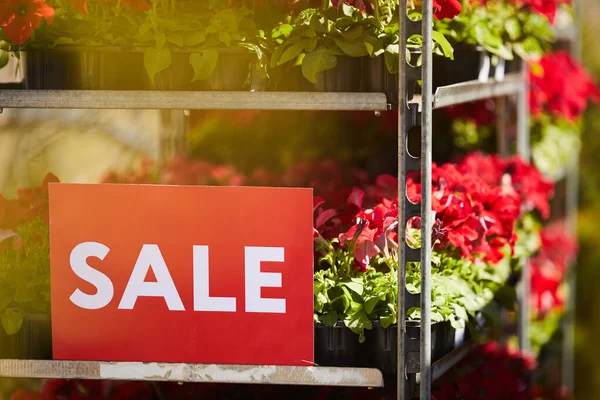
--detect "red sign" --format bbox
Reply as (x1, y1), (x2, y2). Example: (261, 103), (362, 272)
(49, 183), (314, 366)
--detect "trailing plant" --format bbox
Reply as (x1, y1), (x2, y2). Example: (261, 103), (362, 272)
(0, 0), (264, 83)
(268, 0), (456, 83)
(434, 0), (557, 61)
(0, 219), (50, 336)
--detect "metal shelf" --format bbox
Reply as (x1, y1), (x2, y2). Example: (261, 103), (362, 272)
(415, 341), (475, 384)
(0, 73), (520, 111)
(0, 90), (389, 111)
(0, 360), (384, 387)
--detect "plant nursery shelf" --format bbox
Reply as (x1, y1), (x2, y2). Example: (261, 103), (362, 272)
(408, 72), (524, 111)
(0, 360), (384, 387)
(0, 90), (390, 111)
(0, 74), (522, 111)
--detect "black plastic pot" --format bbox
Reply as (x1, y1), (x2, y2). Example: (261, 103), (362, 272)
(314, 321), (369, 368)
(433, 46), (507, 89)
(23, 47), (255, 91)
(0, 314), (52, 359)
(270, 56), (363, 92)
(314, 320), (457, 374)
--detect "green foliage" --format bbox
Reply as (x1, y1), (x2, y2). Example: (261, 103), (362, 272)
(0, 219), (50, 336)
(12, 0), (261, 82)
(435, 0), (554, 61)
(314, 238), (512, 341)
(269, 2), (454, 82)
(532, 117), (582, 182)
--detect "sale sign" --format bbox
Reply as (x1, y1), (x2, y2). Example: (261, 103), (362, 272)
(49, 183), (314, 366)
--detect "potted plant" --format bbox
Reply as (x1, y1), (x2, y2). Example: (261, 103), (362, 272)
(433, 0), (562, 87)
(0, 0), (265, 90)
(0, 173), (58, 360)
(266, 0), (456, 97)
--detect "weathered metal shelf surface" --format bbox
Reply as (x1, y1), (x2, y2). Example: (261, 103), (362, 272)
(408, 72), (523, 111)
(0, 73), (521, 111)
(0, 90), (390, 111)
(0, 360), (384, 387)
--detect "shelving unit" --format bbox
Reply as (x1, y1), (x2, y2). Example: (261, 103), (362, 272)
(0, 360), (384, 387)
(0, 2), (579, 399)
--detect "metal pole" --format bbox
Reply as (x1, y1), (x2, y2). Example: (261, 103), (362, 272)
(562, 0), (583, 390)
(516, 63), (531, 353)
(397, 0), (409, 395)
(420, 0), (433, 397)
(496, 97), (507, 156)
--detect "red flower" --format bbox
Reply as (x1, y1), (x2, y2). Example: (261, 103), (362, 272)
(529, 51), (600, 121)
(514, 0), (571, 24)
(0, 0), (55, 44)
(433, 0), (462, 19)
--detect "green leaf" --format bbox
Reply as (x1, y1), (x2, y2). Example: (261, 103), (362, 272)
(301, 47), (337, 84)
(341, 26), (363, 41)
(384, 44), (399, 74)
(279, 43), (304, 65)
(505, 17), (521, 41)
(166, 33), (184, 47)
(1, 308), (23, 335)
(342, 281), (364, 296)
(144, 47), (172, 84)
(219, 32), (231, 47)
(184, 31), (206, 47)
(453, 304), (468, 321)
(495, 285), (517, 311)
(380, 314), (395, 328)
(301, 37), (318, 53)
(364, 296), (379, 314)
(189, 49), (219, 82)
(272, 24), (294, 39)
(332, 37), (368, 57)
(320, 310), (338, 326)
(0, 51), (8, 69)
(432, 31), (454, 60)
(154, 32), (167, 49)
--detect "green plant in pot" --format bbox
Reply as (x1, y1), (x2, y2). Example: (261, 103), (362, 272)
(0, 174), (57, 359)
(267, 0), (456, 90)
(0, 0), (265, 90)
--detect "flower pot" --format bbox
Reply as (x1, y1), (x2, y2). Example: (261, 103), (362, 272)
(362, 54), (420, 105)
(270, 56), (363, 92)
(365, 321), (455, 375)
(314, 321), (369, 368)
(23, 47), (256, 91)
(432, 47), (506, 89)
(314, 320), (456, 374)
(0, 314), (52, 359)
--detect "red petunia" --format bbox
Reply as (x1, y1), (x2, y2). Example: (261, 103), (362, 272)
(433, 0), (462, 19)
(529, 51), (600, 121)
(0, 0), (54, 44)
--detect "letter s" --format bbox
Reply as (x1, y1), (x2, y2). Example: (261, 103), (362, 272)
(69, 242), (114, 310)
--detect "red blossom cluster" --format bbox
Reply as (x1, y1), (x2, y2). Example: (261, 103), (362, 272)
(530, 51), (600, 122)
(0, 0), (55, 44)
(314, 152), (553, 270)
(433, 0), (462, 20)
(432, 342), (536, 400)
(472, 0), (570, 24)
(516, 0), (570, 24)
(530, 221), (577, 315)
(0, 173), (59, 230)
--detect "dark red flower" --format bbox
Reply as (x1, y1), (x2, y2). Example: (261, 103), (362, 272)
(0, 0), (55, 44)
(447, 99), (496, 126)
